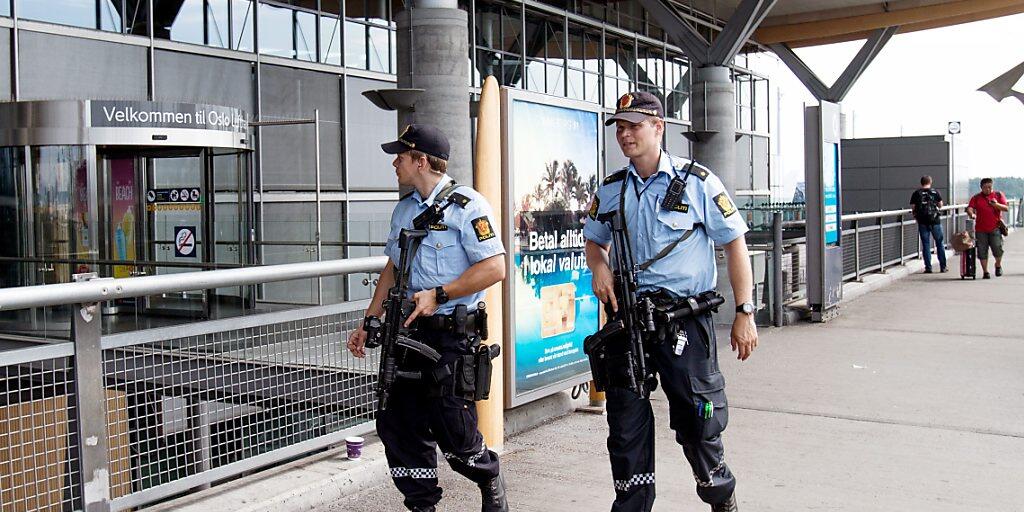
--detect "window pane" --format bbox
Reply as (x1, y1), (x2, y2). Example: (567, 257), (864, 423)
(584, 72), (601, 104)
(499, 6), (522, 53)
(259, 2), (293, 58)
(125, 0), (148, 35)
(18, 0), (96, 29)
(567, 68), (584, 101)
(526, 60), (544, 93)
(367, 25), (390, 72)
(0, 1), (9, 16)
(476, 7), (501, 50)
(99, 0), (123, 32)
(163, 0), (205, 45)
(546, 63), (563, 96)
(207, 0), (229, 48)
(321, 15), (342, 65)
(345, 21), (368, 69)
(322, 0), (340, 16)
(366, 0), (388, 25)
(295, 9), (316, 61)
(233, 0), (254, 51)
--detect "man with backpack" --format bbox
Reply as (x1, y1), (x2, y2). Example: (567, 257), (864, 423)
(967, 178), (1009, 279)
(910, 175), (947, 273)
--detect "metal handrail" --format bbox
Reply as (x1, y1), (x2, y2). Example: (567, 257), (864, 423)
(773, 204), (967, 229)
(0, 256), (388, 311)
(842, 203), (966, 222)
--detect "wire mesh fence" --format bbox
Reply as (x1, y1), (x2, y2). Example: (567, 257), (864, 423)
(0, 344), (81, 512)
(99, 302), (377, 508)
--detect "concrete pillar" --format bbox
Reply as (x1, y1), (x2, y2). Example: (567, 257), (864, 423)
(691, 66), (738, 194)
(396, 4), (472, 184)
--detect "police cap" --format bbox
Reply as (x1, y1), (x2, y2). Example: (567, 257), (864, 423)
(604, 91), (664, 126)
(381, 124), (451, 161)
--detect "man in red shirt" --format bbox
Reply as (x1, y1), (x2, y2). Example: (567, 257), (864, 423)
(967, 178), (1009, 278)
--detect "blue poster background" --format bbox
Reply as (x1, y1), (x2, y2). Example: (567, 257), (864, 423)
(511, 100), (600, 396)
(823, 142), (840, 245)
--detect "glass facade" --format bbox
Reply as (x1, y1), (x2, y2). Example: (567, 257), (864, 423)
(0, 0), (772, 311)
(5, 0), (766, 127)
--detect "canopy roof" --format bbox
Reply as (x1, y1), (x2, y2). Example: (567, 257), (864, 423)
(675, 0), (1024, 48)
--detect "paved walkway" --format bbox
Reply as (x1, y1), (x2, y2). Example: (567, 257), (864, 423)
(322, 235), (1024, 511)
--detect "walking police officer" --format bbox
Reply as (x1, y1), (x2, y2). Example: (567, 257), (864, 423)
(347, 124), (509, 512)
(584, 92), (758, 512)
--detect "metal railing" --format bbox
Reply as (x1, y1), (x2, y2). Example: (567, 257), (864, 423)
(0, 256), (387, 512)
(762, 205), (969, 326)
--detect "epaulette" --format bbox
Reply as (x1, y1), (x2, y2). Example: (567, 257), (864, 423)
(603, 169), (628, 185)
(690, 162), (711, 181)
(674, 160), (710, 181)
(448, 191), (471, 208)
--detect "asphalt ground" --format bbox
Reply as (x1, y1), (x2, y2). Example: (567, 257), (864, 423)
(321, 235), (1024, 511)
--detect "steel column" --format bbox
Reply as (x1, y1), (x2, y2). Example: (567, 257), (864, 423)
(71, 273), (112, 512)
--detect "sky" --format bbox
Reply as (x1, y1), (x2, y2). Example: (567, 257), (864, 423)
(751, 12), (1024, 199)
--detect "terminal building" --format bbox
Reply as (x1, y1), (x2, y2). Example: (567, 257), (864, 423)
(3, 2), (1016, 511)
(0, 0), (771, 334)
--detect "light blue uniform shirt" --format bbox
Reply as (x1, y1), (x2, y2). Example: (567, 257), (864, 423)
(384, 176), (506, 314)
(583, 151), (748, 298)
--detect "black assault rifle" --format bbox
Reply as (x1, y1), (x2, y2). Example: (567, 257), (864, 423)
(583, 209), (657, 398)
(363, 197), (457, 411)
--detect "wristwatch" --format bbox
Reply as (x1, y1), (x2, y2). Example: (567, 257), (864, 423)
(434, 286), (450, 304)
(735, 302), (755, 315)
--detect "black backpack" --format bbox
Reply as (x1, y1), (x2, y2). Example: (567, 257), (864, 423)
(918, 189), (941, 224)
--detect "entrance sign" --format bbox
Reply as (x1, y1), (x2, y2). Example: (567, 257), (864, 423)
(501, 89), (601, 407)
(174, 226), (197, 258)
(91, 100), (249, 133)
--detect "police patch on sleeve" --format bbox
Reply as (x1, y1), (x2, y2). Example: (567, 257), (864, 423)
(472, 216), (496, 241)
(588, 197), (600, 219)
(713, 192), (737, 218)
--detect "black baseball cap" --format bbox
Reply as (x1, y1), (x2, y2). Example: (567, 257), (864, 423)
(381, 124), (451, 161)
(604, 91), (665, 126)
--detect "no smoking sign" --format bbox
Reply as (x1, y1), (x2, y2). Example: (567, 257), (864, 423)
(174, 226), (197, 258)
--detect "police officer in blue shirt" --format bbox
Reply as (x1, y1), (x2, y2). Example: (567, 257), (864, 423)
(347, 124), (508, 512)
(584, 92), (758, 512)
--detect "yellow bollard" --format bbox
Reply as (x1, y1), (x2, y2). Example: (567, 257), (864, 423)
(589, 382), (606, 408)
(474, 76), (505, 451)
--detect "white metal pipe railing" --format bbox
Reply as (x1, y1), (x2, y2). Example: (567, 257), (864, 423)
(0, 256), (388, 311)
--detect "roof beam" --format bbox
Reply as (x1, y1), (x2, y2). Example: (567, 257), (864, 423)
(709, 0), (777, 65)
(978, 61), (1024, 104)
(636, 0), (710, 66)
(770, 26), (898, 103)
(829, 25), (898, 102)
(768, 43), (830, 100)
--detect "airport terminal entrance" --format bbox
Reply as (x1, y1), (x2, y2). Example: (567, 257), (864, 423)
(0, 100), (253, 335)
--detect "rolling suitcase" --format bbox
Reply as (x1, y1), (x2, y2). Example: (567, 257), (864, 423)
(959, 218), (977, 280)
(960, 246), (976, 280)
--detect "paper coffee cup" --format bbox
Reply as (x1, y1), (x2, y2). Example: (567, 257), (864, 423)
(345, 436), (365, 459)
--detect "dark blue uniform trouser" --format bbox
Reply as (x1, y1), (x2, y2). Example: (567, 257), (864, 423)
(605, 312), (736, 511)
(376, 330), (500, 510)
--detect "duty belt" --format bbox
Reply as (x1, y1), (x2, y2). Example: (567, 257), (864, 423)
(413, 310), (483, 333)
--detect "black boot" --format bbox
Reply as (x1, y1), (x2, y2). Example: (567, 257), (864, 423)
(711, 492), (738, 512)
(411, 507), (435, 512)
(479, 473), (509, 512)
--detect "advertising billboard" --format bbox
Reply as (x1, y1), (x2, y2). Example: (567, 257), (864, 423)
(502, 89), (602, 406)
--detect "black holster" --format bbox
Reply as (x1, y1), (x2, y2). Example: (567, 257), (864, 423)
(583, 320), (639, 393)
(455, 343), (501, 401)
